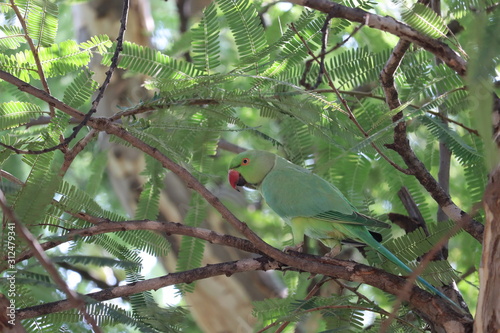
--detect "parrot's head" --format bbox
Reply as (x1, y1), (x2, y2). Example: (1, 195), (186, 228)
(228, 150), (276, 190)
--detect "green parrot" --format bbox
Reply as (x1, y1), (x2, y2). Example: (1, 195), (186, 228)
(228, 150), (459, 309)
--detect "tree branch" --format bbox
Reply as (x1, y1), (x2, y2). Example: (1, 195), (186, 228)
(6, 220), (260, 267)
(379, 40), (484, 243)
(0, 0), (129, 157)
(0, 190), (102, 332)
(16, 257), (281, 320)
(286, 0), (466, 75)
(9, 0), (55, 117)
(291, 23), (409, 174)
(0, 67), (472, 329)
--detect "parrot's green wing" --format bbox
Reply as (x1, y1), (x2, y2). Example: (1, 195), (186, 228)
(257, 155), (462, 312)
(314, 210), (389, 229)
(260, 156), (389, 229)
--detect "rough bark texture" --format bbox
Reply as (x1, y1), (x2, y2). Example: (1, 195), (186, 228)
(475, 165), (500, 333)
(0, 294), (26, 333)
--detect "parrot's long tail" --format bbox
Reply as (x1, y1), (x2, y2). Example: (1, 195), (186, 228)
(364, 235), (463, 313)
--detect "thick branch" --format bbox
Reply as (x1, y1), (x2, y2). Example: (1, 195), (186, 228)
(16, 250), (472, 328)
(7, 220), (259, 267)
(1, 71), (472, 329)
(0, 191), (101, 332)
(17, 257), (281, 320)
(474, 165), (500, 332)
(379, 40), (484, 243)
(287, 0), (466, 75)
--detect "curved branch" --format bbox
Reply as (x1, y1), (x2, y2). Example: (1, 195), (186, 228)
(16, 249), (472, 329)
(0, 71), (472, 329)
(287, 0), (467, 75)
(0, 190), (101, 332)
(7, 220), (259, 267)
(17, 257), (281, 320)
(379, 41), (484, 243)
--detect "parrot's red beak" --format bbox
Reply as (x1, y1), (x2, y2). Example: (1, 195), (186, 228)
(228, 169), (247, 190)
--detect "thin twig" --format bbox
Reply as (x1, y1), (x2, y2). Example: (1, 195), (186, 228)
(314, 13), (332, 88)
(299, 22), (363, 90)
(4, 220), (260, 268)
(0, 190), (102, 332)
(272, 277), (331, 333)
(17, 257), (281, 320)
(380, 39), (484, 243)
(60, 129), (99, 175)
(427, 110), (479, 136)
(314, 87), (478, 136)
(291, 24), (410, 174)
(0, 0), (130, 157)
(0, 170), (23, 185)
(287, 0), (467, 75)
(9, 0), (55, 117)
(0, 62), (472, 329)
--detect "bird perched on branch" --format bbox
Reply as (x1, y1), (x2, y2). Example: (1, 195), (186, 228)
(228, 150), (460, 310)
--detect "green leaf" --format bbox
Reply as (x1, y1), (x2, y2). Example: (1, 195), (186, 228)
(0, 25), (25, 50)
(402, 3), (448, 39)
(191, 2), (221, 73)
(0, 101), (44, 130)
(11, 151), (62, 225)
(62, 69), (99, 108)
(135, 156), (165, 220)
(37, 39), (91, 77)
(102, 41), (202, 79)
(421, 115), (483, 165)
(217, 0), (269, 69)
(175, 194), (207, 293)
(15, 0), (58, 47)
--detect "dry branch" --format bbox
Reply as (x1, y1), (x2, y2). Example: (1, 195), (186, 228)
(16, 258), (281, 320)
(1, 68), (473, 329)
(287, 0), (466, 75)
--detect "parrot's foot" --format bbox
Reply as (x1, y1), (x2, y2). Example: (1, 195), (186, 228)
(324, 246), (341, 258)
(283, 242), (304, 254)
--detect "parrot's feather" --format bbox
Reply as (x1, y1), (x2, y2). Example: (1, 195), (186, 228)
(314, 211), (389, 229)
(228, 150), (463, 312)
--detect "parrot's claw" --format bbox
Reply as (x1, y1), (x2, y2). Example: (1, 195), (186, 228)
(283, 242), (304, 254)
(324, 246), (341, 258)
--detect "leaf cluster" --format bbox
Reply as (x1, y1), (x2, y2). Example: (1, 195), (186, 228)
(0, 0), (496, 331)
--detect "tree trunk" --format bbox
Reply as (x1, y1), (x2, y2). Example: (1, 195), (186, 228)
(475, 165), (500, 332)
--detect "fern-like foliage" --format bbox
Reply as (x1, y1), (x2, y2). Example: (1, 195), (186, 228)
(402, 3), (448, 39)
(217, 0), (269, 70)
(175, 193), (207, 294)
(0, 35), (111, 82)
(0, 101), (45, 129)
(420, 115), (483, 166)
(135, 155), (166, 220)
(191, 2), (221, 73)
(10, 152), (61, 226)
(0, 0), (491, 330)
(0, 25), (25, 50)
(366, 219), (461, 285)
(62, 69), (99, 108)
(51, 181), (170, 259)
(15, 0), (58, 47)
(329, 47), (391, 89)
(102, 41), (202, 80)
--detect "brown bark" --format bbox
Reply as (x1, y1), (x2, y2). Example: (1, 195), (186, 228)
(71, 1), (281, 331)
(475, 166), (500, 333)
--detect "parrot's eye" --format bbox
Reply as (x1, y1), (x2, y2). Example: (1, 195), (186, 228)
(241, 158), (250, 165)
